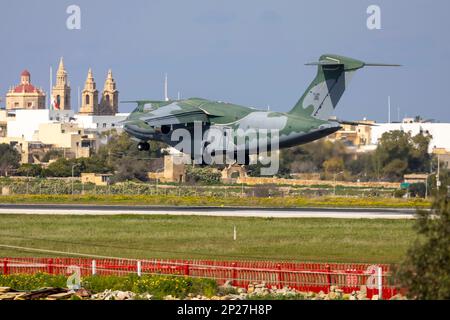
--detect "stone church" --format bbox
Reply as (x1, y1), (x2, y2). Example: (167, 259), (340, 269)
(6, 70), (46, 110)
(51, 58), (71, 110)
(79, 68), (119, 115)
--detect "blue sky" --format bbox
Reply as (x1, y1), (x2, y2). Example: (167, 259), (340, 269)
(1, 0), (449, 122)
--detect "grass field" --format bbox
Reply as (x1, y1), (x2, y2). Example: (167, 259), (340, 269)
(0, 194), (431, 208)
(0, 214), (416, 263)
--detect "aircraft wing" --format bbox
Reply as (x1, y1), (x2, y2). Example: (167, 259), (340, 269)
(140, 103), (210, 127)
(329, 118), (378, 126)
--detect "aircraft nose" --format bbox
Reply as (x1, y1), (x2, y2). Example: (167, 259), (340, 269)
(123, 123), (131, 134)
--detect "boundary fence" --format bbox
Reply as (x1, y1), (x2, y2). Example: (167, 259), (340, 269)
(1, 257), (399, 299)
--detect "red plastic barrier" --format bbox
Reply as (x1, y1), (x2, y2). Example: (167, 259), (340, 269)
(0, 257), (399, 299)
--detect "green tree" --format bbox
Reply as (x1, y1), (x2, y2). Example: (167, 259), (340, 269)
(279, 139), (347, 175)
(112, 156), (150, 182)
(397, 196), (450, 299)
(97, 130), (166, 168)
(16, 164), (43, 177)
(0, 144), (21, 176)
(45, 157), (113, 177)
(375, 131), (431, 181)
(323, 157), (345, 174)
(45, 158), (75, 177)
(382, 159), (408, 181)
(186, 166), (221, 185)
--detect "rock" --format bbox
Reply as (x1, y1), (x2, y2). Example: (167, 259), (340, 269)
(237, 288), (247, 294)
(75, 288), (91, 298)
(0, 292), (23, 300)
(0, 287), (11, 293)
(13, 293), (28, 300)
(116, 291), (131, 300)
(357, 293), (367, 300)
(389, 294), (406, 300)
(47, 292), (74, 300)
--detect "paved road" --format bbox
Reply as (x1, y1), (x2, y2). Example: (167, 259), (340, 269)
(0, 204), (418, 219)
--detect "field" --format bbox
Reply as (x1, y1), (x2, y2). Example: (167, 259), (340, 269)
(0, 194), (431, 208)
(0, 214), (416, 264)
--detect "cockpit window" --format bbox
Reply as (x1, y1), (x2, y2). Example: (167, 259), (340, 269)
(132, 104), (144, 113)
(143, 103), (155, 111)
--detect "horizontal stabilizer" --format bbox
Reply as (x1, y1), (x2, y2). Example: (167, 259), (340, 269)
(364, 63), (402, 67)
(330, 118), (378, 127)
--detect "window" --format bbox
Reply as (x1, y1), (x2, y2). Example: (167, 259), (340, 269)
(103, 123), (107, 128)
(85, 95), (90, 105)
(105, 95), (110, 104)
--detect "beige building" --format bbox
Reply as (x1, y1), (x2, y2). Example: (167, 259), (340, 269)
(33, 122), (96, 159)
(51, 58), (71, 110)
(6, 70), (46, 110)
(328, 120), (375, 147)
(433, 147), (450, 169)
(148, 155), (187, 183)
(327, 120), (374, 146)
(0, 110), (7, 138)
(1, 121), (97, 164)
(81, 173), (112, 186)
(403, 174), (429, 184)
(0, 136), (52, 164)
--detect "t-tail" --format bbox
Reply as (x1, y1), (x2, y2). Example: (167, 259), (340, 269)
(288, 54), (400, 120)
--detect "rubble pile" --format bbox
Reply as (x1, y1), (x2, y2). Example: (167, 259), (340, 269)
(0, 283), (407, 300)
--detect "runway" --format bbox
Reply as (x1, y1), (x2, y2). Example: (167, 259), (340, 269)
(0, 204), (418, 219)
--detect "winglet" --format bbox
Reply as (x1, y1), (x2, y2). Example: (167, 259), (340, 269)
(364, 63), (402, 67)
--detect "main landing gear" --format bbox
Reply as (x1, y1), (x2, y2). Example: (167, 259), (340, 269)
(137, 141), (150, 151)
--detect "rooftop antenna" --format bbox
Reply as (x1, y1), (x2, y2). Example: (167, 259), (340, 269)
(397, 107), (400, 122)
(388, 96), (391, 123)
(77, 86), (81, 112)
(164, 73), (169, 101)
(49, 65), (53, 110)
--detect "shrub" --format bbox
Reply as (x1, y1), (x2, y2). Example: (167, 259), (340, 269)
(0, 273), (218, 299)
(397, 196), (450, 299)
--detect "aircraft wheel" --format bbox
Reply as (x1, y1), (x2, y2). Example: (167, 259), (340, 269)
(137, 142), (150, 151)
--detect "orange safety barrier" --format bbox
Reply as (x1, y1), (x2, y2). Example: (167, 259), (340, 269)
(0, 257), (398, 299)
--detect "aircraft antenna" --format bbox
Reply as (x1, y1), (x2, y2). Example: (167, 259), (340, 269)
(164, 73), (169, 101)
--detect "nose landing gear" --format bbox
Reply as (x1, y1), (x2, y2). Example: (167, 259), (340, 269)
(137, 141), (150, 151)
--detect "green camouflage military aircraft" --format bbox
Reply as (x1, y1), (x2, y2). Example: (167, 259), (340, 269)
(123, 54), (399, 165)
